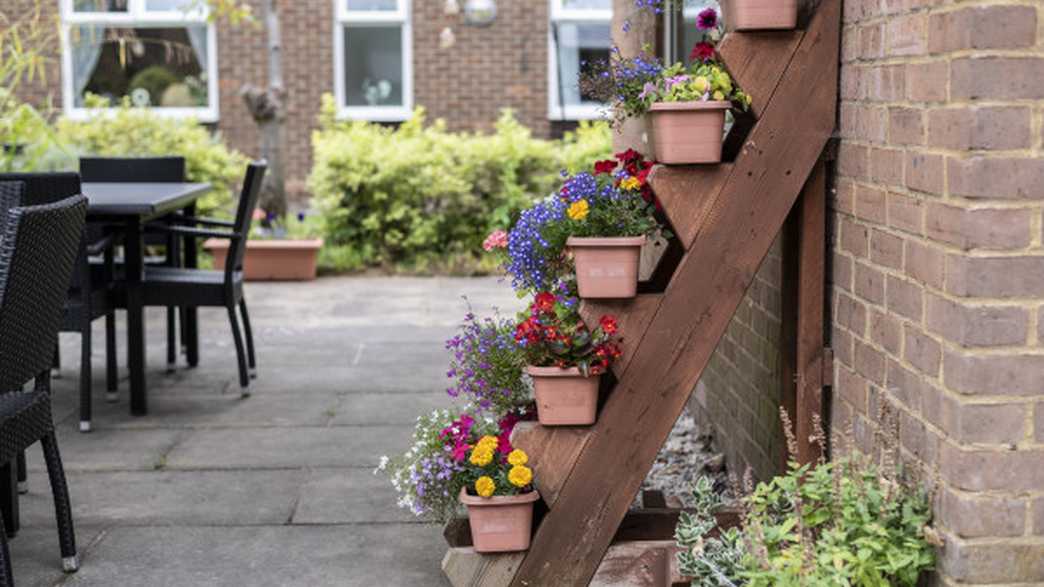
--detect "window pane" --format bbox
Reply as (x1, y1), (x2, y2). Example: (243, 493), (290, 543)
(560, 0), (611, 10)
(145, 0), (197, 11)
(346, 0), (398, 10)
(73, 0), (128, 12)
(343, 25), (404, 108)
(553, 22), (610, 106)
(679, 1), (719, 65)
(70, 26), (210, 109)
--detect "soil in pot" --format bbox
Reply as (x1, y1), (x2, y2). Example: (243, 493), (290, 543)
(459, 488), (540, 553)
(568, 236), (645, 299)
(647, 101), (730, 165)
(528, 366), (600, 426)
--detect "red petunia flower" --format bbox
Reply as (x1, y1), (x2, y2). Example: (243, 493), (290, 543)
(615, 148), (642, 165)
(593, 159), (617, 175)
(690, 41), (715, 63)
(534, 291), (557, 313)
(599, 315), (618, 335)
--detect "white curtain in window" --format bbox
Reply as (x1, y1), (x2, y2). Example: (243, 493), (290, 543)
(71, 25), (106, 105)
(186, 25), (208, 71)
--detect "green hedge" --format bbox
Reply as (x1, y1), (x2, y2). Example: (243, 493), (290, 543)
(308, 95), (612, 273)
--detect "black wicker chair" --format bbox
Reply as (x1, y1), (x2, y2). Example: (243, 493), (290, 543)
(0, 184), (23, 220)
(142, 162), (265, 395)
(0, 173), (119, 434)
(79, 157), (185, 372)
(0, 194), (88, 584)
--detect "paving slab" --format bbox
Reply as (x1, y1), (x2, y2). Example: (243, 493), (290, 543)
(9, 526), (104, 587)
(165, 426), (409, 470)
(60, 524), (450, 587)
(330, 392), (457, 426)
(25, 429), (184, 473)
(293, 469), (427, 525)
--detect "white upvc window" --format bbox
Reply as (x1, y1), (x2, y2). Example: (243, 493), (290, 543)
(548, 0), (612, 121)
(60, 0), (219, 122)
(663, 1), (719, 65)
(334, 0), (413, 121)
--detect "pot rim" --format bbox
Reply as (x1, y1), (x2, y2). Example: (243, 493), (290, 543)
(649, 100), (731, 112)
(566, 236), (646, 247)
(459, 487), (541, 506)
(526, 365), (601, 378)
(203, 237), (325, 250)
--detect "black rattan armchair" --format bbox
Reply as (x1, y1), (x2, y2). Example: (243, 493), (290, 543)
(0, 173), (119, 434)
(143, 162), (266, 395)
(79, 157), (185, 372)
(0, 194), (87, 584)
(0, 184), (23, 220)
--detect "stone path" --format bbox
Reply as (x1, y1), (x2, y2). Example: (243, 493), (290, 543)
(13, 276), (521, 587)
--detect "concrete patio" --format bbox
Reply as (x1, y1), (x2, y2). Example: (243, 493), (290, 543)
(12, 276), (520, 586)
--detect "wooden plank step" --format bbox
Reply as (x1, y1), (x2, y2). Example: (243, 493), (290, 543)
(509, 0), (840, 582)
(650, 164), (733, 250)
(509, 421), (592, 508)
(580, 294), (663, 378)
(717, 29), (804, 118)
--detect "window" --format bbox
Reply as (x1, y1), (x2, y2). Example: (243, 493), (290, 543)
(334, 0), (413, 121)
(60, 0), (219, 121)
(549, 0), (612, 120)
(664, 1), (719, 65)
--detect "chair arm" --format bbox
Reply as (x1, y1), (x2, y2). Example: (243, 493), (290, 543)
(146, 224), (241, 240)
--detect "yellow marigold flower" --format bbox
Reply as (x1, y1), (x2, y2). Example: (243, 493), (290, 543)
(475, 476), (496, 498)
(469, 447), (494, 467)
(508, 465), (533, 488)
(567, 199), (590, 221)
(476, 435), (499, 450)
(507, 449), (529, 467)
(620, 177), (641, 191)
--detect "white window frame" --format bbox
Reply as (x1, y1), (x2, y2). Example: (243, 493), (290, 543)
(663, 2), (711, 64)
(333, 0), (413, 122)
(60, 0), (219, 122)
(548, 0), (611, 121)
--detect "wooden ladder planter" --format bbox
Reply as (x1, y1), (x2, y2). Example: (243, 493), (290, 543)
(443, 0), (839, 583)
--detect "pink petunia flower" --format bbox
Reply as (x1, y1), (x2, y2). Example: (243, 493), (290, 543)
(482, 229), (509, 251)
(697, 7), (718, 30)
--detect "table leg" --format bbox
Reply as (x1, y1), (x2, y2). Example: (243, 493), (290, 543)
(184, 202), (199, 367)
(126, 218), (148, 416)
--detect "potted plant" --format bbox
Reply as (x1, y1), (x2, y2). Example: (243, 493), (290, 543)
(498, 151), (667, 299)
(205, 210), (324, 281)
(515, 286), (621, 426)
(445, 309), (533, 416)
(458, 435), (539, 553)
(581, 9), (752, 165)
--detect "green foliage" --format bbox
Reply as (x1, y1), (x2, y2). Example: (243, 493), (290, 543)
(742, 454), (934, 587)
(676, 477), (747, 586)
(54, 95), (248, 216)
(647, 61), (752, 110)
(308, 95), (612, 273)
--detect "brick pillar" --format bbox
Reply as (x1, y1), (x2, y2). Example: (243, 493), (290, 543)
(833, 0), (1044, 582)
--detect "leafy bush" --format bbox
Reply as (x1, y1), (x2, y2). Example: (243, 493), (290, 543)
(308, 94), (612, 273)
(53, 96), (248, 216)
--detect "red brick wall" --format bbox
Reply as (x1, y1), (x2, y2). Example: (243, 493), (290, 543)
(834, 0), (1044, 582)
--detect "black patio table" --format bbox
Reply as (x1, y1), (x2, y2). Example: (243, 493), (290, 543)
(83, 182), (212, 416)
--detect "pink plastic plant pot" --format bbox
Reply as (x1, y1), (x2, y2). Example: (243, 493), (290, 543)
(459, 488), (541, 553)
(647, 101), (730, 165)
(567, 236), (645, 299)
(205, 238), (324, 281)
(527, 366), (600, 426)
(724, 0), (798, 30)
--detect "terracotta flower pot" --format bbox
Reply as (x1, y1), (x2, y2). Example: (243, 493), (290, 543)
(725, 0), (798, 30)
(647, 101), (730, 165)
(460, 488), (540, 553)
(527, 366), (600, 426)
(204, 238), (323, 281)
(567, 236), (645, 299)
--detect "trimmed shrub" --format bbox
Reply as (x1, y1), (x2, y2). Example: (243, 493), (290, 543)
(308, 94), (612, 273)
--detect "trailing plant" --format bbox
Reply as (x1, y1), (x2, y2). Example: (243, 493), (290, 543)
(308, 96), (612, 274)
(514, 284), (621, 375)
(250, 209), (323, 240)
(676, 476), (746, 587)
(445, 309), (532, 416)
(503, 149), (665, 293)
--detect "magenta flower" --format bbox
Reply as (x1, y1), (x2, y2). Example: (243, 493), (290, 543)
(697, 7), (718, 30)
(638, 81), (657, 100)
(482, 229), (508, 251)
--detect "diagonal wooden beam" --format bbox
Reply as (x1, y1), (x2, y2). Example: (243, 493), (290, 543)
(509, 0), (839, 583)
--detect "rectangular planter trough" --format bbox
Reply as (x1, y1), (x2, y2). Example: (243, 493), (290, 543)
(204, 238), (323, 281)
